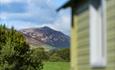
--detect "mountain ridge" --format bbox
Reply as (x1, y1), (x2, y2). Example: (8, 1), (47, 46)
(20, 26), (70, 50)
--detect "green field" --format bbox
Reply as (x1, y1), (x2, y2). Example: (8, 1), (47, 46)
(43, 62), (70, 70)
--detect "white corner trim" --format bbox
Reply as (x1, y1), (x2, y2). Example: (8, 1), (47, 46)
(89, 0), (107, 68)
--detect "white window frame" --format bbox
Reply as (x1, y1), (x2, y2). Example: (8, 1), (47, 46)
(89, 0), (107, 68)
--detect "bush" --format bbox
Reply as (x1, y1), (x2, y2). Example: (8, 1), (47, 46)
(49, 53), (63, 62)
(0, 25), (43, 70)
(31, 48), (49, 61)
(48, 48), (70, 62)
(57, 48), (70, 62)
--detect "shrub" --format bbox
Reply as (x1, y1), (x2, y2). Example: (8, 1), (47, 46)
(0, 25), (43, 70)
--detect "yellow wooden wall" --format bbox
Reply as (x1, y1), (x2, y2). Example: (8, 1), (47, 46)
(106, 0), (115, 69)
(71, 0), (115, 70)
(77, 4), (90, 70)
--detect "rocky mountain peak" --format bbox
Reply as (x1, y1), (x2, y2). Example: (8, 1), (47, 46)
(20, 26), (70, 49)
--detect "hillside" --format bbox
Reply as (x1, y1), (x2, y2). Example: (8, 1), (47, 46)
(20, 26), (70, 50)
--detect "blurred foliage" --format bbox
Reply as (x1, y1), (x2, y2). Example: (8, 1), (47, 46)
(47, 48), (70, 62)
(56, 48), (70, 62)
(0, 25), (43, 70)
(31, 46), (70, 62)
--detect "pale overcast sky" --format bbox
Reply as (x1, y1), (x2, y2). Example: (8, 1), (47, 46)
(0, 0), (71, 35)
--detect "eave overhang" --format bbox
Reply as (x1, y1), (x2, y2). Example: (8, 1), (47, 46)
(57, 0), (88, 11)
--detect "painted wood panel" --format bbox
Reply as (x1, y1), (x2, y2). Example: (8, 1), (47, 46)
(77, 3), (90, 70)
(106, 0), (115, 69)
(72, 0), (115, 70)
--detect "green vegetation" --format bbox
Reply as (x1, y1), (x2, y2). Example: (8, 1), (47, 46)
(31, 47), (70, 62)
(43, 62), (70, 70)
(30, 44), (55, 51)
(0, 25), (43, 70)
(48, 48), (70, 62)
(0, 24), (70, 70)
(31, 45), (70, 62)
(31, 48), (70, 70)
(31, 48), (49, 61)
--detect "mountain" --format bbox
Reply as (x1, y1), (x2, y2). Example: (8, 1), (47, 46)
(20, 26), (70, 50)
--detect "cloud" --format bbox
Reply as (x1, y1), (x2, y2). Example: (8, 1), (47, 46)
(40, 9), (71, 35)
(0, 0), (58, 23)
(0, 2), (27, 13)
(0, 0), (25, 4)
(0, 0), (70, 35)
(0, 0), (14, 3)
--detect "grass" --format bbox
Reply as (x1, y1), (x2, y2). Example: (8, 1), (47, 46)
(43, 62), (70, 70)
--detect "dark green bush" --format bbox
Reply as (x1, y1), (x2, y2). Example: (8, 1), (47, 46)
(48, 48), (70, 62)
(0, 25), (43, 70)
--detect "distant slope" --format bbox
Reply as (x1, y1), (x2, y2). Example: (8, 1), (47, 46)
(20, 26), (70, 49)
